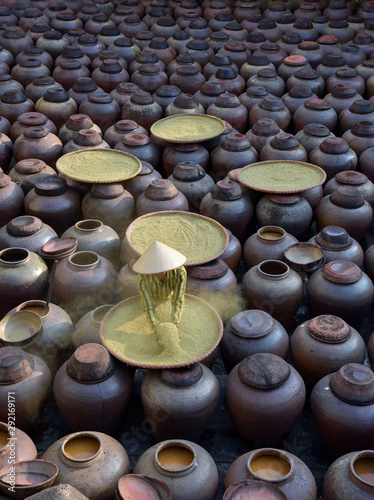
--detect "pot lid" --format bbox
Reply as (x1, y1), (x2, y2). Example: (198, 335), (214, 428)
(307, 314), (351, 343)
(40, 237), (78, 259)
(315, 225), (352, 250)
(322, 54), (345, 66)
(238, 353), (291, 389)
(320, 137), (349, 154)
(14, 159), (47, 174)
(298, 41), (319, 50)
(138, 161), (154, 176)
(331, 83), (357, 97)
(91, 182), (124, 199)
(72, 78), (98, 93)
(216, 67), (238, 79)
(335, 170), (367, 185)
(43, 88), (69, 103)
(155, 85), (181, 98)
(352, 120), (374, 136)
(304, 98), (331, 110)
(259, 95), (284, 111)
(18, 112), (46, 126)
(201, 81), (224, 97)
(222, 132), (251, 151)
(349, 99), (374, 114)
(88, 91), (113, 104)
(7, 215), (43, 236)
(173, 162), (206, 181)
(122, 132), (150, 146)
(176, 65), (198, 76)
(161, 363), (203, 386)
(267, 193), (301, 204)
(211, 179), (242, 200)
(303, 123), (331, 137)
(294, 68), (319, 80)
(0, 173), (11, 188)
(330, 363), (374, 405)
(322, 260), (362, 283)
(336, 68), (358, 79)
(284, 55), (308, 66)
(288, 85), (313, 99)
(215, 93), (240, 108)
(257, 68), (277, 79)
(0, 346), (34, 384)
(67, 114), (93, 131)
(247, 54), (270, 66)
(173, 93), (199, 109)
(229, 310), (275, 338)
(114, 119), (138, 132)
(34, 176), (67, 196)
(66, 343), (116, 383)
(252, 118), (279, 136)
(145, 179), (178, 200)
(187, 258), (228, 279)
(270, 133), (299, 151)
(282, 32), (301, 43)
(330, 186), (365, 208)
(100, 59), (123, 74)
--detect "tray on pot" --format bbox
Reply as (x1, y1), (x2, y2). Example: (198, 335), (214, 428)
(150, 114), (225, 143)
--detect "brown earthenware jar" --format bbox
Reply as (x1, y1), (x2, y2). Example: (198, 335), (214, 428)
(291, 315), (366, 390)
(25, 76), (64, 105)
(324, 83), (361, 116)
(247, 68), (285, 98)
(35, 29), (69, 60)
(240, 54), (274, 82)
(82, 183), (135, 238)
(242, 260), (303, 330)
(115, 132), (161, 169)
(136, 179), (189, 216)
(72, 304), (113, 348)
(0, 421), (37, 471)
(8, 159), (55, 194)
(122, 90), (163, 132)
(307, 261), (374, 329)
(0, 75), (23, 101)
(166, 53), (201, 78)
(153, 85), (181, 111)
(324, 171), (374, 206)
(116, 258), (139, 299)
(206, 93), (247, 133)
(260, 133), (308, 162)
(356, 59), (374, 82)
(53, 61), (91, 91)
(42, 431), (130, 500)
(14, 126), (63, 167)
(326, 69), (365, 97)
(133, 439), (218, 500)
(50, 11), (82, 33)
(249, 96), (291, 130)
(169, 65), (206, 95)
(79, 91), (120, 133)
(25, 177), (81, 236)
(224, 448), (317, 500)
(309, 226), (364, 267)
(294, 123), (334, 156)
(340, 100), (374, 134)
(0, 247), (48, 317)
(54, 343), (133, 433)
(104, 119), (147, 148)
(168, 30), (192, 53)
(287, 68), (325, 97)
(239, 86), (271, 115)
(0, 26), (33, 58)
(243, 226), (298, 270)
(294, 97), (338, 132)
(59, 114), (102, 145)
(218, 228), (241, 274)
(245, 117), (281, 153)
(131, 63), (168, 95)
(226, 353), (305, 446)
(108, 37), (140, 65)
(168, 162), (214, 211)
(10, 111), (57, 143)
(165, 93), (204, 116)
(11, 59), (50, 88)
(67, 78), (101, 107)
(0, 90), (34, 125)
(63, 129), (109, 153)
(122, 160), (161, 201)
(0, 215), (57, 253)
(0, 174), (25, 227)
(311, 364), (374, 457)
(309, 138), (357, 181)
(76, 34), (105, 61)
(221, 310), (289, 373)
(35, 88), (78, 130)
(141, 363), (219, 441)
(92, 59), (130, 94)
(342, 121), (374, 159)
(281, 85), (316, 118)
(316, 187), (373, 241)
(129, 51), (166, 75)
(0, 346), (51, 431)
(179, 39), (214, 67)
(209, 67), (245, 97)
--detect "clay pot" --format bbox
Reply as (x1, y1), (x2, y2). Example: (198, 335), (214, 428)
(249, 96), (291, 131)
(179, 39), (214, 67)
(315, 187), (373, 242)
(247, 68), (285, 98)
(309, 226), (364, 267)
(287, 68), (325, 97)
(163, 143), (208, 177)
(168, 162), (214, 211)
(309, 138), (357, 181)
(72, 304), (113, 349)
(311, 363), (374, 457)
(54, 343), (133, 433)
(14, 126), (63, 168)
(165, 93), (204, 116)
(324, 83), (361, 116)
(153, 85), (182, 112)
(42, 431), (130, 500)
(108, 37), (140, 65)
(122, 160), (162, 201)
(256, 194), (313, 240)
(324, 171), (374, 207)
(141, 363), (219, 441)
(291, 315), (366, 390)
(115, 132), (161, 170)
(53, 61), (91, 92)
(293, 98), (338, 132)
(59, 114), (102, 145)
(8, 159), (56, 194)
(25, 177), (81, 236)
(200, 180), (254, 243)
(76, 34), (106, 61)
(122, 90), (163, 132)
(0, 90), (35, 125)
(340, 100), (374, 134)
(363, 244), (374, 284)
(240, 54), (275, 82)
(10, 111), (57, 142)
(245, 118), (282, 154)
(224, 448), (317, 500)
(226, 353), (305, 446)
(67, 78), (101, 107)
(63, 129), (110, 154)
(82, 183), (135, 238)
(221, 310), (289, 373)
(219, 229), (241, 274)
(116, 258), (139, 299)
(243, 226), (298, 270)
(79, 91), (120, 133)
(104, 119), (146, 148)
(206, 93), (247, 133)
(356, 59), (374, 82)
(136, 179), (189, 216)
(92, 59), (130, 94)
(0, 345), (51, 431)
(133, 439), (218, 500)
(0, 421), (37, 472)
(342, 121), (374, 159)
(294, 123), (334, 156)
(260, 133), (308, 163)
(0, 174), (24, 228)
(242, 260), (303, 330)
(11, 58), (50, 88)
(0, 26), (33, 58)
(326, 69), (365, 97)
(281, 85), (316, 118)
(36, 29), (70, 60)
(0, 215), (57, 253)
(307, 261), (374, 330)
(324, 450), (374, 500)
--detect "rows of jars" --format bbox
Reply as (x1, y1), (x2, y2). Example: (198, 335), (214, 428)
(2, 0), (374, 498)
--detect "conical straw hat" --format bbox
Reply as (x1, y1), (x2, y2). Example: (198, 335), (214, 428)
(132, 240), (187, 274)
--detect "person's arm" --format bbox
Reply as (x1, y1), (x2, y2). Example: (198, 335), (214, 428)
(137, 274), (160, 330)
(172, 266), (187, 326)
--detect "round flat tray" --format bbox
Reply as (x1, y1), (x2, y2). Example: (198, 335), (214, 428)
(56, 148), (142, 184)
(150, 114), (225, 143)
(100, 294), (223, 369)
(126, 211), (229, 266)
(238, 160), (327, 194)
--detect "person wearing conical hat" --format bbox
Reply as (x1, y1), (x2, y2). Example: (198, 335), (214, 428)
(133, 241), (187, 331)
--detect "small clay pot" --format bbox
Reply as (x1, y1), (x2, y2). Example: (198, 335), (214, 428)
(0, 215), (57, 253)
(136, 179), (189, 216)
(168, 162), (214, 211)
(13, 126), (63, 168)
(122, 160), (162, 201)
(309, 226), (363, 267)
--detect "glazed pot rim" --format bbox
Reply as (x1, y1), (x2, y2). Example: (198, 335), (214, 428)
(14, 299), (51, 320)
(257, 226), (286, 242)
(75, 219), (104, 232)
(0, 247), (30, 265)
(91, 304), (115, 325)
(257, 260), (290, 278)
(350, 450), (374, 489)
(0, 310), (43, 349)
(68, 251), (101, 268)
(60, 431), (103, 464)
(154, 440), (197, 477)
(246, 448), (293, 484)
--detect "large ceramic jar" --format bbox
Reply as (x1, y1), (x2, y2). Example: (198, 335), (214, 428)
(54, 343), (133, 433)
(249, 95), (291, 130)
(340, 100), (374, 134)
(291, 315), (366, 390)
(0, 26), (33, 58)
(168, 162), (214, 211)
(200, 180), (253, 243)
(36, 29), (70, 60)
(226, 353), (305, 446)
(0, 421), (37, 471)
(287, 68), (325, 97)
(307, 261), (374, 330)
(6, 299), (73, 377)
(13, 126), (63, 168)
(59, 114), (102, 145)
(311, 363), (374, 457)
(294, 123), (334, 156)
(247, 68), (285, 98)
(281, 85), (315, 118)
(92, 59), (130, 94)
(141, 363), (219, 441)
(136, 179), (189, 216)
(0, 346), (51, 431)
(153, 85), (182, 112)
(243, 226), (298, 269)
(224, 448), (317, 500)
(25, 177), (81, 236)
(324, 83), (361, 116)
(165, 93), (205, 117)
(239, 86), (270, 115)
(256, 193), (313, 240)
(42, 431), (130, 500)
(0, 90), (35, 125)
(242, 260), (303, 330)
(0, 247), (48, 317)
(245, 118), (282, 154)
(240, 54), (275, 81)
(206, 93), (247, 133)
(293, 97), (338, 132)
(10, 112), (57, 143)
(122, 90), (163, 132)
(63, 129), (109, 154)
(324, 171), (374, 206)
(342, 121), (374, 159)
(0, 215), (57, 253)
(203, 54), (238, 81)
(35, 88), (78, 130)
(309, 138), (357, 181)
(260, 133), (308, 162)
(219, 228), (241, 274)
(82, 183), (135, 238)
(309, 226), (364, 267)
(67, 78), (101, 108)
(54, 251), (117, 322)
(315, 187), (373, 241)
(122, 160), (162, 201)
(210, 133), (258, 181)
(324, 450), (374, 500)
(133, 439), (218, 500)
(326, 69), (365, 97)
(72, 304), (113, 348)
(62, 220), (120, 266)
(115, 132), (161, 169)
(79, 91), (120, 133)
(104, 119), (147, 149)
(53, 61), (91, 92)
(0, 174), (25, 227)
(291, 41), (324, 68)
(221, 310), (289, 373)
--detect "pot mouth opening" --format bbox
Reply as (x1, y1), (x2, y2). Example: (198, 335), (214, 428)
(69, 251), (99, 267)
(0, 311), (42, 346)
(0, 248), (30, 264)
(92, 304), (114, 324)
(351, 451), (374, 487)
(258, 226), (286, 242)
(16, 300), (50, 320)
(75, 219), (103, 232)
(155, 441), (196, 473)
(0, 425), (11, 454)
(247, 449), (292, 483)
(62, 433), (102, 462)
(258, 260), (289, 277)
